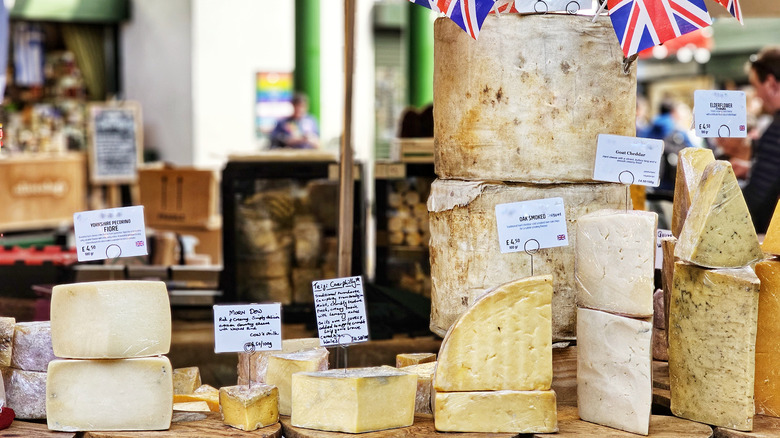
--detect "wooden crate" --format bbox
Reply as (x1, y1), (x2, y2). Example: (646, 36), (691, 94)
(139, 166), (220, 228)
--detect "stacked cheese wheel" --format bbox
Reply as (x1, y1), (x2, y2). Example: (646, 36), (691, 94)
(755, 206), (780, 418)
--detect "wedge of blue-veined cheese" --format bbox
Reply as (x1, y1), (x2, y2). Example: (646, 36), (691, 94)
(433, 389), (558, 433)
(575, 209), (657, 317)
(264, 347), (328, 416)
(669, 262), (759, 431)
(434, 275), (552, 392)
(675, 160), (762, 268)
(671, 147), (715, 237)
(577, 307), (652, 435)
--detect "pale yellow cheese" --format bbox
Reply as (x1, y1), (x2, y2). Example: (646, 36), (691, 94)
(669, 262), (759, 431)
(400, 362), (436, 415)
(434, 275), (552, 392)
(434, 390), (558, 433)
(265, 348), (328, 415)
(219, 384), (279, 431)
(237, 337), (320, 386)
(754, 260), (780, 416)
(291, 367), (416, 433)
(675, 161), (762, 268)
(396, 352), (436, 368)
(11, 321), (57, 372)
(173, 366), (202, 395)
(50, 280), (171, 359)
(760, 202), (780, 256)
(671, 147), (715, 238)
(173, 384), (220, 412)
(0, 317), (14, 367)
(173, 401), (210, 412)
(47, 356), (174, 431)
(1, 367), (46, 419)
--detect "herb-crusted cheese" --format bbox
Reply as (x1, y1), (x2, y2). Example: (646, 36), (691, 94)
(671, 147), (714, 238)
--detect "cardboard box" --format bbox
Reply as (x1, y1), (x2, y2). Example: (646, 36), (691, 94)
(139, 167), (220, 228)
(150, 223), (222, 266)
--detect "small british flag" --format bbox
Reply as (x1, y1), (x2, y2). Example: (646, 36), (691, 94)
(409, 0), (497, 39)
(712, 0), (742, 24)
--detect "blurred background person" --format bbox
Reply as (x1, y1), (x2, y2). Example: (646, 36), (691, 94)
(270, 92), (320, 149)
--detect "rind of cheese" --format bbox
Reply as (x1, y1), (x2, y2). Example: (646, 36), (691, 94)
(428, 179), (626, 340)
(1, 367), (46, 419)
(433, 390), (558, 433)
(237, 338), (321, 386)
(669, 262), (759, 431)
(291, 367), (416, 433)
(173, 367), (202, 395)
(762, 203), (780, 256)
(675, 161), (762, 268)
(576, 308), (652, 435)
(173, 384), (220, 412)
(265, 348), (329, 416)
(0, 317), (14, 367)
(575, 209), (657, 317)
(661, 236), (677, 338)
(653, 289), (665, 330)
(434, 275), (552, 392)
(400, 362), (436, 415)
(11, 321), (57, 372)
(219, 384), (279, 431)
(653, 327), (669, 361)
(50, 281), (171, 359)
(396, 353), (436, 368)
(671, 147), (715, 238)
(754, 260), (780, 416)
(46, 356), (174, 431)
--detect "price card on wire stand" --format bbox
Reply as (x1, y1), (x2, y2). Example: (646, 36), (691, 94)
(593, 134), (664, 187)
(655, 229), (674, 270)
(312, 276), (369, 347)
(694, 90), (747, 138)
(495, 197), (569, 254)
(213, 303), (282, 354)
(73, 206), (148, 262)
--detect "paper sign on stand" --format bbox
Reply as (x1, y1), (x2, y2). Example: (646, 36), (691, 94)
(593, 134), (664, 187)
(495, 197), (569, 254)
(212, 303), (282, 354)
(73, 206), (148, 262)
(655, 229), (674, 270)
(694, 90), (747, 138)
(312, 276), (369, 347)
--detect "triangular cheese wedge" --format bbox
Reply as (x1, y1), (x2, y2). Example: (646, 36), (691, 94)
(675, 160), (762, 268)
(434, 275), (552, 392)
(761, 202), (780, 256)
(672, 147), (714, 238)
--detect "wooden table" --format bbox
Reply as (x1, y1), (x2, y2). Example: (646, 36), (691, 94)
(1, 419), (76, 437)
(713, 415), (780, 438)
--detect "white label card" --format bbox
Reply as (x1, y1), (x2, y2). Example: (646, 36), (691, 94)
(73, 206), (148, 262)
(495, 197), (569, 254)
(593, 134), (664, 187)
(212, 303), (282, 354)
(312, 276), (369, 347)
(655, 229), (674, 270)
(694, 90), (747, 138)
(512, 0), (588, 13)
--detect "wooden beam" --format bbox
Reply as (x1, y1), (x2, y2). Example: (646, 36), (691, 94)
(337, 0), (356, 278)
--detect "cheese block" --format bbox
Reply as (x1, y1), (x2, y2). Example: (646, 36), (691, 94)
(575, 209), (657, 317)
(434, 390), (558, 433)
(173, 384), (220, 412)
(435, 275), (552, 392)
(675, 161), (762, 268)
(1, 367), (46, 419)
(434, 14), (635, 182)
(173, 366), (202, 395)
(237, 337), (320, 386)
(265, 348), (329, 416)
(671, 147), (715, 238)
(50, 281), (171, 359)
(668, 262), (759, 431)
(396, 352), (436, 368)
(47, 356), (174, 431)
(428, 179), (626, 340)
(219, 384), (279, 431)
(653, 327), (668, 361)
(11, 321), (57, 371)
(653, 289), (665, 330)
(762, 203), (780, 256)
(400, 362), (436, 415)
(576, 308), (652, 435)
(291, 367), (416, 433)
(173, 401), (210, 412)
(755, 352), (780, 417)
(754, 260), (780, 416)
(0, 317), (14, 367)
(661, 236), (677, 338)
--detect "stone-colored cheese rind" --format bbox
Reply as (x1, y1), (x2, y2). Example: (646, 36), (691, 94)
(754, 260), (780, 416)
(0, 317), (14, 367)
(50, 281), (171, 359)
(653, 289), (665, 330)
(46, 356), (174, 431)
(265, 348), (329, 416)
(576, 308), (652, 435)
(173, 384), (219, 412)
(661, 236), (677, 339)
(669, 262), (759, 431)
(762, 203), (780, 256)
(291, 367), (416, 433)
(575, 209), (657, 317)
(237, 337), (321, 386)
(173, 367), (202, 395)
(1, 367), (46, 419)
(434, 275), (552, 392)
(396, 353), (436, 368)
(219, 384), (279, 431)
(653, 327), (669, 361)
(428, 179), (626, 340)
(675, 161), (762, 269)
(11, 321), (57, 372)
(434, 14), (635, 183)
(433, 390), (558, 433)
(400, 362), (436, 415)
(671, 147), (715, 238)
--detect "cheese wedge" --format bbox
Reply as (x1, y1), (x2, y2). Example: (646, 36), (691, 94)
(265, 348), (329, 416)
(50, 281), (171, 358)
(671, 147), (715, 238)
(661, 236), (677, 338)
(219, 384), (279, 431)
(400, 362), (436, 415)
(669, 262), (759, 431)
(435, 275), (552, 392)
(173, 384), (220, 412)
(237, 337), (320, 386)
(173, 366), (202, 395)
(754, 260), (780, 417)
(0, 317), (14, 367)
(173, 401), (210, 412)
(675, 161), (762, 268)
(1, 367), (46, 419)
(11, 321), (57, 372)
(396, 352), (436, 368)
(434, 390), (558, 433)
(762, 203), (780, 256)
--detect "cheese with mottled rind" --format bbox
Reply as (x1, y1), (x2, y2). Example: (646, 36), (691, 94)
(396, 353), (436, 368)
(1, 367), (46, 419)
(400, 362), (436, 415)
(265, 348), (328, 416)
(11, 321), (57, 372)
(219, 384), (278, 431)
(0, 317), (14, 367)
(173, 367), (201, 395)
(669, 262), (758, 431)
(237, 337), (320, 386)
(754, 260), (780, 417)
(434, 390), (558, 433)
(661, 236), (677, 339)
(672, 147), (715, 238)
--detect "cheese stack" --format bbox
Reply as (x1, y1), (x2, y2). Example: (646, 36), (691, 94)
(669, 160), (762, 431)
(574, 209), (657, 435)
(47, 281), (174, 432)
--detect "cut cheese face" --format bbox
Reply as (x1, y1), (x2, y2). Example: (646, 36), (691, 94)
(50, 281), (171, 359)
(669, 262), (759, 431)
(173, 384), (220, 412)
(396, 352), (436, 368)
(575, 209), (657, 317)
(400, 362), (436, 415)
(576, 308), (652, 435)
(11, 321), (57, 372)
(219, 384), (279, 431)
(433, 390), (558, 433)
(434, 275), (552, 392)
(173, 366), (202, 395)
(46, 356), (174, 431)
(265, 348), (329, 416)
(0, 317), (14, 367)
(672, 147), (715, 238)
(237, 337), (320, 386)
(675, 161), (762, 268)
(1, 367), (46, 419)
(762, 203), (780, 256)
(754, 260), (780, 417)
(291, 367), (416, 433)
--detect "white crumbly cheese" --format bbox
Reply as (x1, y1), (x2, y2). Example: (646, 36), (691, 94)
(264, 348), (329, 416)
(237, 337), (321, 386)
(11, 321), (58, 371)
(575, 209), (657, 317)
(50, 281), (171, 359)
(434, 390), (558, 433)
(576, 308), (652, 435)
(1, 367), (46, 419)
(671, 147), (714, 237)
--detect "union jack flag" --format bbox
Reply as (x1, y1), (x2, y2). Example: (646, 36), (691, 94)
(608, 0), (713, 57)
(712, 0), (742, 24)
(409, 0), (498, 39)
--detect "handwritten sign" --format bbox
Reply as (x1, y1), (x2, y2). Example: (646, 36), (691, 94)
(312, 276), (369, 347)
(593, 134), (664, 187)
(213, 303), (282, 354)
(495, 197), (569, 254)
(73, 206), (148, 262)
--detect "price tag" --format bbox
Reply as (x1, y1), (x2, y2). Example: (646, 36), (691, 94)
(312, 276), (369, 347)
(694, 90), (747, 138)
(655, 229), (673, 270)
(593, 134), (664, 187)
(512, 0), (587, 13)
(495, 197), (569, 254)
(213, 303), (282, 354)
(73, 206), (148, 262)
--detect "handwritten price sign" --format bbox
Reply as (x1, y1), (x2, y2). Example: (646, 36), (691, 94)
(312, 276), (369, 347)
